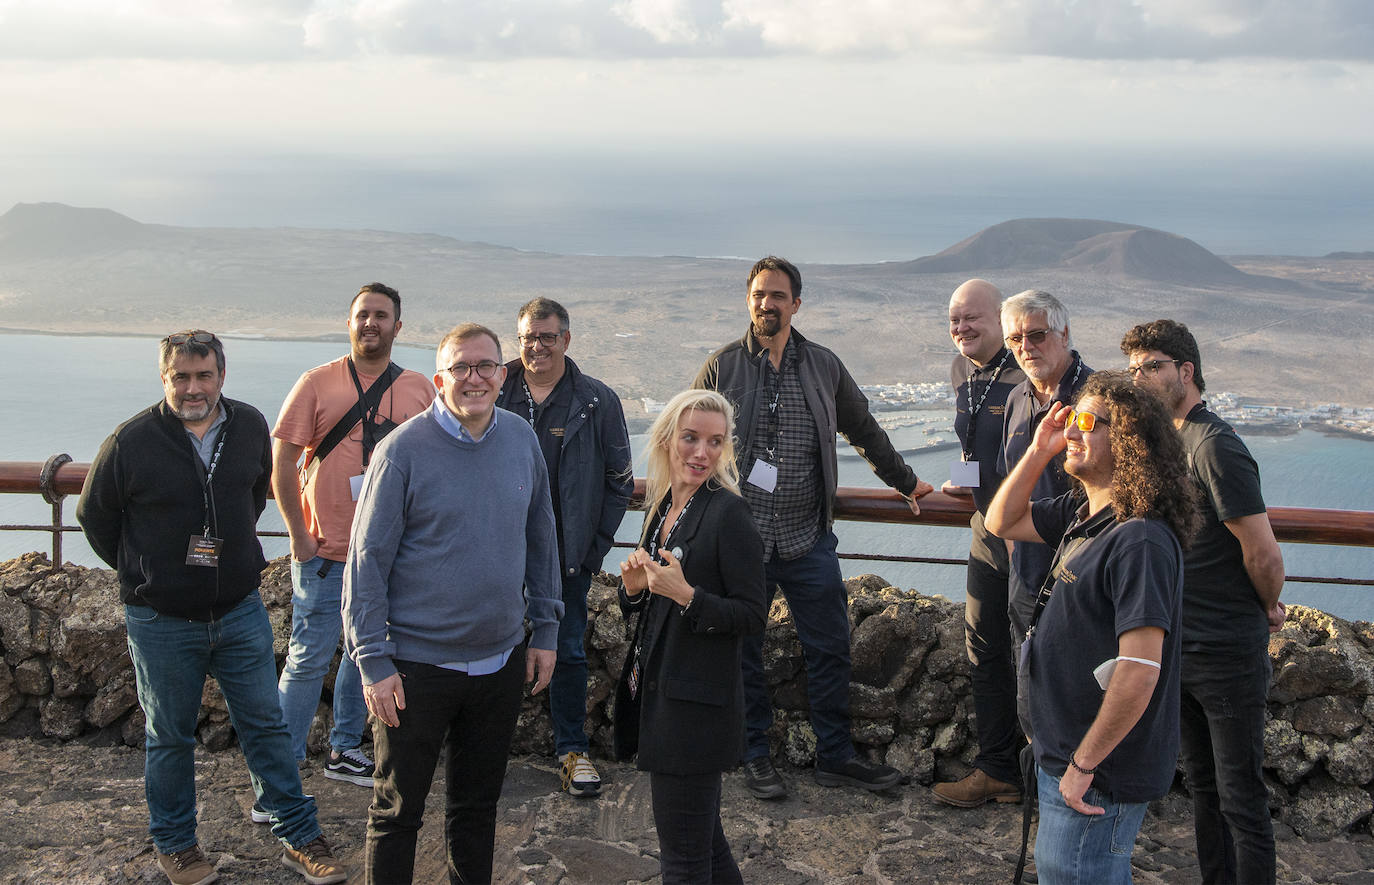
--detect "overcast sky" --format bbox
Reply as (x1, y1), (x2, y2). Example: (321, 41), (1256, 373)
(2, 1), (1371, 258)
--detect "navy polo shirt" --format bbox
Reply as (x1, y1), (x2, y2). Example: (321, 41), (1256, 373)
(950, 347), (1025, 514)
(997, 352), (1091, 604)
(1027, 492), (1183, 804)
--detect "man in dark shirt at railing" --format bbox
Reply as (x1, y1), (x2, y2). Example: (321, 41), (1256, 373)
(1124, 319), (1285, 885)
(933, 279), (1028, 809)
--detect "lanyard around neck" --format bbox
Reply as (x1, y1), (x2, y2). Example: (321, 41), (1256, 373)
(648, 491), (696, 561)
(194, 425), (229, 537)
(963, 349), (1011, 458)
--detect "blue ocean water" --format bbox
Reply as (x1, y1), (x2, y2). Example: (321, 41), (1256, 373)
(3, 334), (1371, 620)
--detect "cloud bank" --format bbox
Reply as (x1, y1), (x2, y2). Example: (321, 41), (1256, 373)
(0, 0), (1370, 62)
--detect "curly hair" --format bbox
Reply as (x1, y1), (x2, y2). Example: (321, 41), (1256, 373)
(1074, 371), (1201, 549)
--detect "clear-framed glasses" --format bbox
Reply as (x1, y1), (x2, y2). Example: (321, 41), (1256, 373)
(517, 332), (562, 348)
(1066, 409), (1108, 433)
(446, 360), (501, 380)
(1127, 358), (1180, 378)
(163, 331), (218, 346)
(1004, 328), (1056, 347)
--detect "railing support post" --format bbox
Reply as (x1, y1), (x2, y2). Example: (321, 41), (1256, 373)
(39, 453), (72, 570)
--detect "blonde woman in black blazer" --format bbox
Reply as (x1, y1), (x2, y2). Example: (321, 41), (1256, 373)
(614, 389), (766, 883)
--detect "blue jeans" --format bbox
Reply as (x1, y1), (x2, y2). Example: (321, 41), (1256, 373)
(1035, 767), (1147, 884)
(550, 570), (593, 756)
(278, 556), (366, 759)
(743, 531), (855, 765)
(1180, 647), (1275, 884)
(125, 592), (321, 854)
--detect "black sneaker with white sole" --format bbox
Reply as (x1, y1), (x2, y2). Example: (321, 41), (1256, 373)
(324, 746), (375, 787)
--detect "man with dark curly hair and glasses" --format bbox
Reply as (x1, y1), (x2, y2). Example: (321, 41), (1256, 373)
(1123, 319), (1284, 885)
(987, 371), (1199, 884)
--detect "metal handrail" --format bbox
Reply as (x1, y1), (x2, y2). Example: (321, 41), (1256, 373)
(3, 459), (1372, 586)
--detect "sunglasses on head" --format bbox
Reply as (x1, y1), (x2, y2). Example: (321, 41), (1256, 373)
(163, 331), (217, 346)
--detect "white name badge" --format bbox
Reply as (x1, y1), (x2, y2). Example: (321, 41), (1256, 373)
(350, 473), (365, 501)
(950, 459), (981, 488)
(746, 459), (778, 493)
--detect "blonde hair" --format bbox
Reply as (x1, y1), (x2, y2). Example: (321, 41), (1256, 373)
(643, 389), (741, 515)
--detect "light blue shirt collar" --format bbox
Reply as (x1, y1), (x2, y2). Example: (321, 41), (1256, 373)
(432, 397), (499, 443)
(183, 403), (227, 467)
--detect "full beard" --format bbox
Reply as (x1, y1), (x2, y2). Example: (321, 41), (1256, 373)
(174, 397), (216, 423)
(752, 314), (781, 338)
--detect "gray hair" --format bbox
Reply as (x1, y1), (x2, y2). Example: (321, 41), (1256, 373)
(1001, 290), (1072, 348)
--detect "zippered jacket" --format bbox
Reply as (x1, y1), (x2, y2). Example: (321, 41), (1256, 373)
(694, 327), (918, 528)
(497, 357), (634, 577)
(78, 398), (272, 620)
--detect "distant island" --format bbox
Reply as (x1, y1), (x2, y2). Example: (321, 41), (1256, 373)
(1, 202), (1370, 415)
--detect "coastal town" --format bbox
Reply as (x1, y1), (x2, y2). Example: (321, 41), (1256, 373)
(638, 384), (1374, 445)
(857, 383), (1374, 442)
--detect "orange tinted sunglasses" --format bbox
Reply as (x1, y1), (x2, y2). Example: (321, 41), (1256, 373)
(1066, 409), (1107, 432)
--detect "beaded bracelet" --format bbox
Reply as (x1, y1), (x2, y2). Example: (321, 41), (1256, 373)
(1069, 752), (1096, 775)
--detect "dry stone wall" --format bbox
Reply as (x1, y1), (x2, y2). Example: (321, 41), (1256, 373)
(3, 551), (1373, 838)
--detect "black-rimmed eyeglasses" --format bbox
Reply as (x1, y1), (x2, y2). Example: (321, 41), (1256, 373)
(517, 332), (563, 348)
(1128, 359), (1181, 378)
(446, 361), (501, 380)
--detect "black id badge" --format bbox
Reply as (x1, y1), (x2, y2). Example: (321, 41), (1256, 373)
(185, 535), (223, 567)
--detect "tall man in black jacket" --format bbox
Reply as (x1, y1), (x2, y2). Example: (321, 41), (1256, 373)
(77, 331), (345, 885)
(496, 297), (634, 798)
(695, 256), (934, 799)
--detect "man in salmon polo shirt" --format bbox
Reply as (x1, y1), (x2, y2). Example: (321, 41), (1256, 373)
(269, 282), (435, 803)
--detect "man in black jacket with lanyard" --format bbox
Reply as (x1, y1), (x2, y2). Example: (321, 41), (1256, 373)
(78, 331), (344, 885)
(933, 279), (1029, 808)
(695, 256), (934, 799)
(496, 297), (634, 798)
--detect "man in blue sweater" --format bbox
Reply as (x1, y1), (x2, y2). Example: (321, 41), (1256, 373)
(343, 322), (563, 884)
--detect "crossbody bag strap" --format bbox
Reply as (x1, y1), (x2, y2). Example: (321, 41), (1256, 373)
(306, 361), (402, 470)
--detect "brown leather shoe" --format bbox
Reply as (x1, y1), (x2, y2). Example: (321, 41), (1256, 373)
(281, 835), (347, 884)
(931, 768), (1022, 807)
(155, 844), (218, 885)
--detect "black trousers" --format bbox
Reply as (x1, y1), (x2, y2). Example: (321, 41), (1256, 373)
(365, 652), (524, 885)
(649, 770), (742, 884)
(964, 511), (1025, 785)
(1180, 647), (1276, 884)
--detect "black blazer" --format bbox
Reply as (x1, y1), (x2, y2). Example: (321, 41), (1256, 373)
(613, 482), (766, 775)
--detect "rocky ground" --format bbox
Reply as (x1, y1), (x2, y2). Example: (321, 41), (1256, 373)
(3, 737), (1373, 885)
